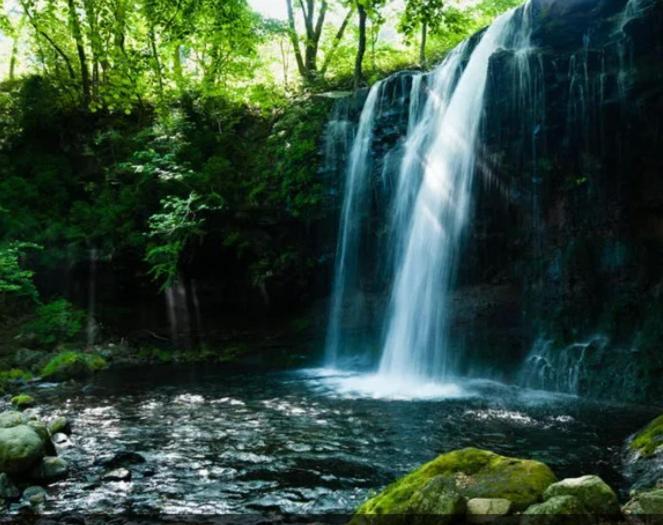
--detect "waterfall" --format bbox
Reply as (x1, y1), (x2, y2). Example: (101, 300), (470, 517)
(378, 5), (534, 383)
(324, 83), (383, 367)
(323, 3), (535, 384)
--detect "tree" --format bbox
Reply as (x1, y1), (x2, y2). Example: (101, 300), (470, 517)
(285, 0), (354, 84)
(352, 0), (386, 89)
(399, 0), (446, 67)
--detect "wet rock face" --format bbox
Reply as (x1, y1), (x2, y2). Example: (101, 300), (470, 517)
(325, 0), (663, 403)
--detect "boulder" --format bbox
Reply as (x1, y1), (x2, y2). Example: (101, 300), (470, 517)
(10, 394), (35, 410)
(48, 416), (72, 436)
(0, 472), (19, 500)
(22, 485), (47, 506)
(523, 495), (585, 515)
(355, 448), (556, 515)
(630, 415), (663, 458)
(623, 488), (663, 515)
(0, 425), (45, 474)
(26, 420), (56, 456)
(0, 411), (24, 429)
(624, 414), (663, 490)
(466, 497), (512, 520)
(29, 456), (69, 483)
(40, 351), (107, 382)
(542, 475), (619, 514)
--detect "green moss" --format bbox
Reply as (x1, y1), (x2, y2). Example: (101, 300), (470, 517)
(356, 448), (557, 515)
(40, 351), (107, 381)
(10, 393), (35, 409)
(630, 414), (663, 458)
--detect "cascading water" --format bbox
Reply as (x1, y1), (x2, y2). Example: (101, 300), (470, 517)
(379, 6), (535, 384)
(324, 3), (535, 389)
(324, 83), (383, 367)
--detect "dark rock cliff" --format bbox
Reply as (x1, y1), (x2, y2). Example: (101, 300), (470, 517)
(324, 0), (663, 402)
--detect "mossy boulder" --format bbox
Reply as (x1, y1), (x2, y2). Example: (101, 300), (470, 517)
(0, 424), (45, 475)
(630, 414), (663, 458)
(40, 351), (107, 382)
(48, 416), (71, 436)
(523, 495), (585, 515)
(11, 394), (35, 410)
(0, 411), (24, 429)
(355, 448), (557, 515)
(542, 475), (619, 514)
(623, 488), (663, 515)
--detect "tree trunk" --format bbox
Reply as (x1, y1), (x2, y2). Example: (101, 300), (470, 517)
(354, 5), (367, 90)
(320, 7), (353, 76)
(9, 16), (26, 80)
(66, 0), (91, 105)
(148, 26), (164, 96)
(173, 44), (184, 91)
(420, 20), (428, 67)
(285, 0), (307, 79)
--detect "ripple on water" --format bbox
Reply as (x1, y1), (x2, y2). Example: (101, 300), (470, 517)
(15, 365), (659, 515)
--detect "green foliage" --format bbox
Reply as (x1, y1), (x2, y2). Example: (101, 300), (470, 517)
(146, 192), (223, 287)
(22, 299), (85, 347)
(40, 350), (107, 380)
(630, 414), (663, 458)
(0, 242), (40, 302)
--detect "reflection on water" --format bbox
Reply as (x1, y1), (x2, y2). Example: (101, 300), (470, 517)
(20, 365), (659, 515)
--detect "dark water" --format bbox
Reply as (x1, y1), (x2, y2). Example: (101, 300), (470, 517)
(19, 366), (660, 515)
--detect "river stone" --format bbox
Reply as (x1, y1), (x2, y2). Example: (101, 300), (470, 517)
(0, 472), (19, 500)
(623, 488), (663, 515)
(48, 416), (72, 436)
(29, 456), (69, 482)
(543, 474), (619, 514)
(22, 485), (47, 505)
(466, 497), (512, 518)
(0, 425), (45, 474)
(524, 495), (585, 515)
(10, 394), (35, 410)
(0, 411), (24, 429)
(355, 448), (556, 515)
(103, 468), (131, 481)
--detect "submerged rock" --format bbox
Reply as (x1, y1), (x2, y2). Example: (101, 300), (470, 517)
(29, 456), (69, 482)
(355, 448), (556, 515)
(97, 450), (146, 469)
(542, 475), (619, 514)
(0, 424), (45, 474)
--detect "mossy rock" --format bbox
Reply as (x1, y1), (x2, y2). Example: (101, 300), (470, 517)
(47, 416), (71, 436)
(543, 475), (619, 514)
(623, 488), (663, 515)
(40, 351), (107, 382)
(355, 448), (557, 515)
(11, 394), (35, 410)
(0, 424), (45, 475)
(0, 411), (25, 429)
(630, 414), (663, 458)
(524, 495), (585, 515)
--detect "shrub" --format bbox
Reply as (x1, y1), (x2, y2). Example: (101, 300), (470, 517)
(22, 299), (85, 348)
